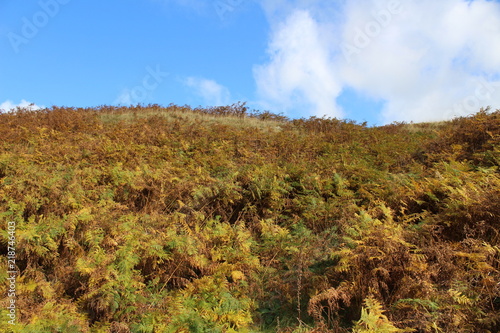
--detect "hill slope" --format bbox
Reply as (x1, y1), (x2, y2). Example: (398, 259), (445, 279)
(0, 104), (499, 332)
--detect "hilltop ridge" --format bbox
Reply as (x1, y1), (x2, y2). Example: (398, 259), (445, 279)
(0, 104), (499, 332)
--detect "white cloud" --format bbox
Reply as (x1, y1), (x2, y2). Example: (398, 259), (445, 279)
(0, 99), (44, 112)
(254, 10), (344, 118)
(184, 77), (231, 106)
(255, 0), (500, 123)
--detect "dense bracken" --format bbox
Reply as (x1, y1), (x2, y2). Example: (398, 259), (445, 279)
(0, 104), (499, 332)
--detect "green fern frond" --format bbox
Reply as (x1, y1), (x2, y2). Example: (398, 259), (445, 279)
(353, 296), (414, 333)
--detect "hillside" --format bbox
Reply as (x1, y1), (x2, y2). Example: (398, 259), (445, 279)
(0, 104), (499, 333)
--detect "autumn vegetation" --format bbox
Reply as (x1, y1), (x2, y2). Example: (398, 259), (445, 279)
(0, 103), (499, 332)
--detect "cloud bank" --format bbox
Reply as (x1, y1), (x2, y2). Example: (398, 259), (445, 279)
(255, 0), (500, 123)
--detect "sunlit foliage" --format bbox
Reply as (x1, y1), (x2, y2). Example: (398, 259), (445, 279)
(0, 104), (499, 332)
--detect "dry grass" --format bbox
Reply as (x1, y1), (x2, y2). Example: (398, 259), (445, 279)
(99, 105), (285, 132)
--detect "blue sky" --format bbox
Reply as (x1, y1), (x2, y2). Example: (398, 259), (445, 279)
(1, 0), (500, 125)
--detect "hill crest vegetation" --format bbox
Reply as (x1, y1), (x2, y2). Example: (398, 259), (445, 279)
(0, 103), (499, 332)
